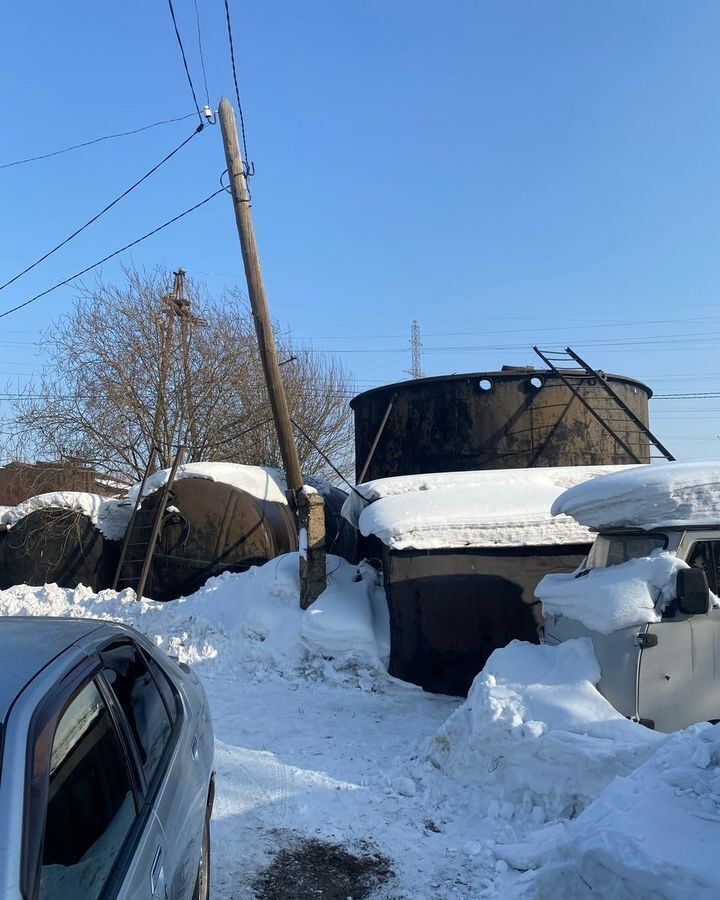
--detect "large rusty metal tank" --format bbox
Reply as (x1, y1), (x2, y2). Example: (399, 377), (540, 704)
(0, 509), (119, 591)
(351, 367), (652, 482)
(122, 479), (297, 602)
(123, 478), (356, 602)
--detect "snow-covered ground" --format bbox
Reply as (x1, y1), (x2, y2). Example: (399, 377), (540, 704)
(2, 555), (719, 898)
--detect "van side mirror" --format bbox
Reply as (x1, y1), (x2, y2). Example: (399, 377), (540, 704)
(676, 568), (711, 615)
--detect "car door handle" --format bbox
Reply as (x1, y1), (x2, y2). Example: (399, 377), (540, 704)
(191, 734), (199, 760)
(151, 845), (164, 895)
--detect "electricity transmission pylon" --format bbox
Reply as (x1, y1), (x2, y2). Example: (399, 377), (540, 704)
(405, 320), (425, 379)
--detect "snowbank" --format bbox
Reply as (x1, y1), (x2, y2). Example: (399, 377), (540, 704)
(342, 466), (632, 550)
(0, 553), (389, 680)
(537, 551), (696, 634)
(0, 491), (132, 541)
(428, 639), (663, 823)
(551, 460), (720, 530)
(524, 723), (720, 898)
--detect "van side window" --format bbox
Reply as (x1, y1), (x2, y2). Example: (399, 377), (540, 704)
(39, 680), (136, 899)
(687, 542), (719, 595)
(101, 641), (172, 786)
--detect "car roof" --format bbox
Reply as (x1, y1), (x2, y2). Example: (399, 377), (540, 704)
(0, 617), (109, 723)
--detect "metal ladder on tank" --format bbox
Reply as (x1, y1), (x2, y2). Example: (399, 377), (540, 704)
(532, 346), (675, 464)
(112, 445), (186, 599)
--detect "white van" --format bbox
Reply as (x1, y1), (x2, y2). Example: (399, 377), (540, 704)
(538, 463), (720, 732)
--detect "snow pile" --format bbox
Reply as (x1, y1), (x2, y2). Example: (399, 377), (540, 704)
(428, 639), (663, 821)
(536, 551), (698, 633)
(524, 723), (720, 898)
(552, 460), (720, 530)
(0, 553), (389, 681)
(342, 466), (632, 550)
(0, 491), (132, 540)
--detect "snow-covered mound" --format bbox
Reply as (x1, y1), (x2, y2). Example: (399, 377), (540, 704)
(524, 723), (720, 898)
(552, 460), (720, 530)
(0, 491), (132, 540)
(0, 553), (389, 681)
(536, 550), (707, 634)
(342, 466), (632, 550)
(429, 639), (663, 822)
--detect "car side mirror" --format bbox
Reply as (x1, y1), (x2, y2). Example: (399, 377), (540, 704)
(677, 568), (711, 615)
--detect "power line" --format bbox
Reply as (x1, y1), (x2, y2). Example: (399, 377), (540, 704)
(193, 0), (211, 107)
(0, 125), (205, 294)
(167, 0), (203, 122)
(0, 113), (199, 170)
(0, 187), (225, 322)
(223, 0), (252, 170)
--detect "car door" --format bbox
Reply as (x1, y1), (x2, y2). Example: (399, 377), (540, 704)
(638, 538), (720, 731)
(25, 673), (166, 900)
(98, 638), (206, 900)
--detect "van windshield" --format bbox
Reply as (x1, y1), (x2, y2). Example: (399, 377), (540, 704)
(586, 533), (668, 570)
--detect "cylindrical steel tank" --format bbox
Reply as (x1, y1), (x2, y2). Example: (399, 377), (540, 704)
(124, 478), (356, 602)
(351, 367), (652, 482)
(0, 509), (119, 591)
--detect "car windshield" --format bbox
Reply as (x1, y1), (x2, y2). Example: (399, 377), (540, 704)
(586, 532), (668, 570)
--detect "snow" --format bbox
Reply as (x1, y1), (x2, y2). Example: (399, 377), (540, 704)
(4, 554), (720, 898)
(0, 491), (132, 541)
(342, 466), (633, 550)
(129, 461), (331, 507)
(520, 724), (720, 898)
(129, 462), (291, 506)
(428, 639), (662, 822)
(536, 550), (697, 633)
(551, 459), (720, 530)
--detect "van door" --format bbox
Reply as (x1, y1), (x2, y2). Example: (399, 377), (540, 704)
(638, 538), (720, 732)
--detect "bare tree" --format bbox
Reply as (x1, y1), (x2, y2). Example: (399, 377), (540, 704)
(8, 266), (354, 485)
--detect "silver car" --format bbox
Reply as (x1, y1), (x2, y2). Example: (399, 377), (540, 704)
(0, 617), (214, 899)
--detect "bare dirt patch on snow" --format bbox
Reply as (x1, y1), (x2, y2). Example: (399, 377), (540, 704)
(253, 836), (393, 900)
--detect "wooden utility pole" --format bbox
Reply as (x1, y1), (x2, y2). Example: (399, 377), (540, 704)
(218, 97), (303, 494)
(218, 97), (325, 606)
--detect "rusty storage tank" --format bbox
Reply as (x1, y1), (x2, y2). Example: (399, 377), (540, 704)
(351, 367), (652, 482)
(0, 508), (120, 591)
(122, 476), (355, 602)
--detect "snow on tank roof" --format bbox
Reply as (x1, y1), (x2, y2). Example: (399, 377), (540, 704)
(129, 462), (340, 507)
(551, 461), (720, 530)
(342, 466), (634, 551)
(0, 491), (131, 541)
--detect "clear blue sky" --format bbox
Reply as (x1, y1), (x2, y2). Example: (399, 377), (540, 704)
(2, 1), (720, 461)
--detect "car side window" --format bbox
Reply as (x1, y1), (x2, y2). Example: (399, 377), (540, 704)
(143, 651), (178, 727)
(39, 680), (136, 900)
(688, 541), (719, 595)
(101, 641), (172, 786)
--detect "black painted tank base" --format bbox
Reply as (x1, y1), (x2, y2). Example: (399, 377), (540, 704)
(384, 544), (589, 696)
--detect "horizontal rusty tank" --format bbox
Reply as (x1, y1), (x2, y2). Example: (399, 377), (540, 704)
(123, 477), (356, 602)
(351, 368), (653, 482)
(0, 508), (119, 592)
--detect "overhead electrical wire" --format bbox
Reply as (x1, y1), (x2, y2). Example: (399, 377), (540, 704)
(193, 0), (211, 107)
(167, 0), (204, 122)
(0, 187), (225, 321)
(0, 113), (198, 170)
(0, 125), (206, 294)
(223, 0), (252, 169)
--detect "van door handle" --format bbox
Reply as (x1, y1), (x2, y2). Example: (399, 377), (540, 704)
(151, 845), (164, 895)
